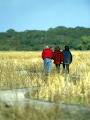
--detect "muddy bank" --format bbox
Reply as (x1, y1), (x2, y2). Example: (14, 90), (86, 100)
(0, 88), (90, 114)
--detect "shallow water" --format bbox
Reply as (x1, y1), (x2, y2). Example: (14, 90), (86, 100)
(0, 87), (38, 106)
(0, 87), (90, 113)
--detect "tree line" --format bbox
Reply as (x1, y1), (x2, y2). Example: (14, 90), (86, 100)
(0, 26), (90, 51)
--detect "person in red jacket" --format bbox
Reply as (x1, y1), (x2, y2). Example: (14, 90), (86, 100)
(53, 46), (64, 73)
(42, 46), (53, 75)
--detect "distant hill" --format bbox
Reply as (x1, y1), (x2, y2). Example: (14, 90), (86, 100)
(0, 26), (90, 51)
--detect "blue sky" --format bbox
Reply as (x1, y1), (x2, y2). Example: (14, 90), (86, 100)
(0, 0), (90, 32)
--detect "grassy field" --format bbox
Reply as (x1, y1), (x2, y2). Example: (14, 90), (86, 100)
(0, 101), (90, 120)
(0, 51), (90, 105)
(0, 51), (90, 120)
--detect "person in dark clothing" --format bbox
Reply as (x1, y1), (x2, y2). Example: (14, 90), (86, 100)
(53, 46), (64, 73)
(62, 46), (72, 74)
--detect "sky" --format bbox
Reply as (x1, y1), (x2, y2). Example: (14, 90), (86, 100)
(0, 0), (90, 32)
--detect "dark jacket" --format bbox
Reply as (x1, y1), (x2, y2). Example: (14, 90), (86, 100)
(63, 50), (72, 64)
(53, 50), (64, 64)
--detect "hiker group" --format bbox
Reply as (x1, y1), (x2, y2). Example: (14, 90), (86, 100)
(42, 45), (72, 75)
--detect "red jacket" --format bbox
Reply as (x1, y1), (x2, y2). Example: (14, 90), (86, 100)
(42, 48), (53, 59)
(53, 50), (64, 64)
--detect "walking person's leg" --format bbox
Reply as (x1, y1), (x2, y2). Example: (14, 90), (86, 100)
(62, 64), (65, 73)
(55, 64), (60, 73)
(63, 64), (65, 69)
(66, 64), (69, 74)
(44, 58), (52, 75)
(47, 58), (52, 74)
(44, 58), (48, 75)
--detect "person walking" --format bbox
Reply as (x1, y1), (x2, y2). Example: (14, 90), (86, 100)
(62, 46), (72, 74)
(53, 46), (64, 73)
(42, 46), (53, 75)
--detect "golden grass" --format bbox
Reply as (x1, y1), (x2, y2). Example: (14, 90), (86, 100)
(0, 51), (90, 106)
(0, 101), (90, 120)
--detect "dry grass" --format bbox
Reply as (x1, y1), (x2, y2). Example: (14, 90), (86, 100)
(0, 51), (90, 106)
(0, 101), (90, 120)
(0, 51), (90, 120)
